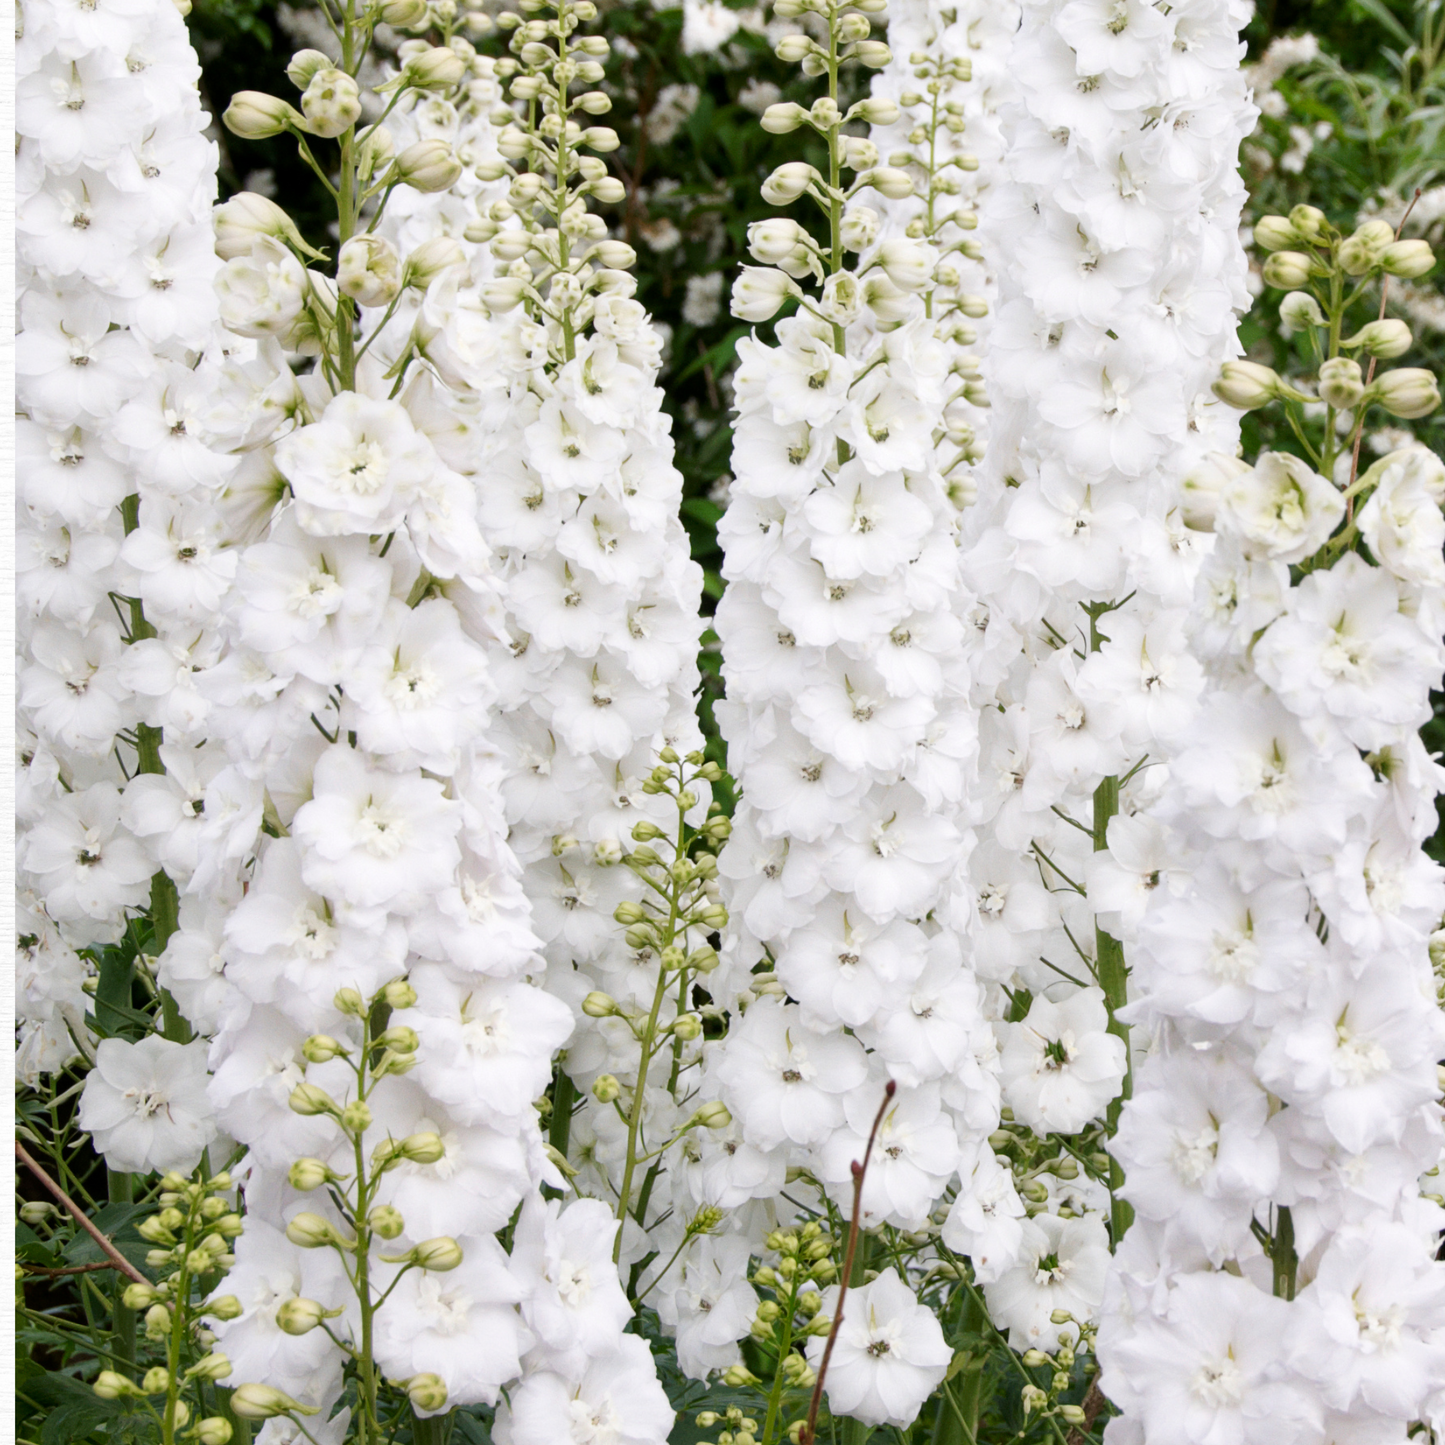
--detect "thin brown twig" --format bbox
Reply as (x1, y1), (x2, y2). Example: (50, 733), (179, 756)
(15, 1140), (149, 1285)
(1346, 185), (1424, 514)
(799, 1079), (896, 1445)
(20, 1260), (126, 1278)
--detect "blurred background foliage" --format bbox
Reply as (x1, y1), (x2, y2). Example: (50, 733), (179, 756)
(182, 0), (1445, 828)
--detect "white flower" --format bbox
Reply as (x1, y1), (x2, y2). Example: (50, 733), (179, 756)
(373, 1234), (528, 1410)
(495, 1334), (675, 1445)
(1356, 446), (1445, 586)
(652, 1233), (758, 1380)
(1216, 451), (1345, 564)
(804, 1269), (952, 1428)
(78, 1035), (217, 1174)
(276, 391), (440, 536)
(942, 1149), (1026, 1284)
(984, 1213), (1110, 1353)
(291, 745), (462, 919)
(1000, 987), (1127, 1135)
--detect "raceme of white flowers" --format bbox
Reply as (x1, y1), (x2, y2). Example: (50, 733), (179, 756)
(17, 0), (1445, 1438)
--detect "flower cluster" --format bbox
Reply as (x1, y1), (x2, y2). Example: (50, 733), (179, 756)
(1097, 211), (1445, 1443)
(943, 0), (1257, 1411)
(15, 0), (234, 1089)
(700, 0), (1008, 1430)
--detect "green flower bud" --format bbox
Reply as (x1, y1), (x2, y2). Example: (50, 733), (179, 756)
(197, 1418), (234, 1445)
(1279, 290), (1326, 330)
(582, 991), (619, 1018)
(407, 1374), (450, 1414)
(400, 1131), (447, 1164)
(277, 1298), (328, 1335)
(302, 1034), (346, 1063)
(1288, 204), (1326, 239)
(410, 1236), (465, 1271)
(289, 1083), (337, 1117)
(300, 70), (362, 139)
(592, 1074), (621, 1103)
(340, 1100), (373, 1134)
(581, 126), (620, 153)
(1368, 368), (1441, 419)
(381, 979), (418, 1009)
(1252, 215), (1303, 251)
(1021, 1349), (1051, 1368)
(144, 1305), (172, 1341)
(1261, 251), (1314, 289)
(404, 46), (468, 89)
(93, 1371), (139, 1400)
(614, 900), (648, 924)
(393, 140), (463, 193)
(334, 987), (366, 1016)
(374, 1025), (420, 1054)
(142, 1367), (171, 1395)
(673, 1013), (703, 1041)
(369, 1205), (406, 1240)
(285, 1212), (347, 1250)
(761, 102), (808, 134)
(1346, 319), (1412, 358)
(186, 1353), (233, 1382)
(137, 1215), (176, 1245)
(1318, 356), (1365, 409)
(1212, 359), (1283, 410)
(230, 1385), (320, 1420)
(862, 166), (914, 200)
(203, 1294), (243, 1321)
(121, 1282), (159, 1309)
(380, 0), (430, 23)
(223, 92), (302, 140)
(1381, 239), (1435, 279)
(337, 236), (402, 308)
(285, 49), (333, 90)
(288, 1157), (333, 1192)
(852, 39), (892, 66)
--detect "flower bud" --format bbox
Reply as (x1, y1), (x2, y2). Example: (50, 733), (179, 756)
(394, 140), (463, 193)
(673, 1013), (703, 1041)
(142, 1367), (172, 1395)
(285, 1212), (345, 1249)
(230, 1385), (320, 1421)
(1347, 318), (1412, 358)
(852, 96), (899, 125)
(277, 1298), (328, 1335)
(1060, 1406), (1087, 1427)
(1212, 360), (1282, 410)
(1261, 251), (1314, 289)
(874, 237), (931, 291)
(224, 92), (302, 140)
(380, 0), (430, 23)
(1316, 355), (1365, 409)
(1289, 203), (1326, 239)
(592, 1074), (621, 1103)
(731, 267), (798, 323)
(300, 69), (362, 138)
(761, 102), (809, 134)
(381, 979), (418, 1009)
(286, 49), (333, 89)
(1021, 1349), (1050, 1368)
(1340, 220), (1396, 275)
(369, 1205), (406, 1239)
(288, 1083), (337, 1116)
(186, 1353), (233, 1382)
(197, 1418), (234, 1445)
(852, 39), (892, 66)
(582, 991), (620, 1018)
(1252, 215), (1302, 251)
(405, 46), (468, 89)
(747, 217), (807, 265)
(481, 277), (527, 313)
(400, 1131), (446, 1164)
(698, 904), (728, 928)
(1381, 239), (1435, 278)
(122, 1282), (159, 1309)
(144, 1305), (172, 1341)
(1279, 290), (1326, 330)
(411, 1236), (464, 1271)
(408, 1374), (450, 1414)
(614, 900), (648, 924)
(93, 1371), (140, 1400)
(204, 1294), (243, 1321)
(340, 1100), (373, 1134)
(334, 987), (366, 1016)
(838, 135), (878, 171)
(692, 1099), (731, 1128)
(590, 239), (636, 269)
(861, 167), (914, 200)
(761, 162), (818, 206)
(581, 126), (620, 152)
(775, 33), (813, 62)
(302, 1034), (346, 1063)
(337, 236), (403, 307)
(1369, 368), (1441, 419)
(288, 1157), (334, 1191)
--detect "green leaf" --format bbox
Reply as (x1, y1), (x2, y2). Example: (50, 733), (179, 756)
(23, 1371), (126, 1445)
(1346, 0), (1413, 47)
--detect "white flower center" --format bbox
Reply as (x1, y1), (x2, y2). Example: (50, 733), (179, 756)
(1334, 1023), (1389, 1085)
(567, 1396), (623, 1445)
(414, 1275), (472, 1335)
(290, 566), (345, 620)
(1170, 1122), (1219, 1184)
(355, 800), (406, 858)
(285, 905), (336, 961)
(1354, 1299), (1404, 1350)
(338, 439), (390, 495)
(121, 1086), (170, 1119)
(554, 1261), (592, 1308)
(1190, 1355), (1245, 1408)
(384, 660), (440, 708)
(1207, 928), (1257, 983)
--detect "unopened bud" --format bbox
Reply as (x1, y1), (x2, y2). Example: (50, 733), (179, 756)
(288, 1083), (337, 1116)
(394, 140), (463, 193)
(122, 1282), (159, 1309)
(1212, 359), (1282, 410)
(186, 1353), (233, 1382)
(285, 49), (333, 90)
(1279, 290), (1326, 329)
(405, 46), (468, 89)
(381, 979), (418, 1009)
(400, 1131), (446, 1164)
(230, 1385), (320, 1421)
(285, 1212), (344, 1249)
(862, 166), (914, 200)
(334, 987), (366, 1016)
(93, 1371), (139, 1400)
(374, 1025), (420, 1054)
(301, 69), (362, 138)
(203, 1294), (243, 1321)
(614, 900), (647, 925)
(224, 92), (302, 140)
(852, 39), (892, 67)
(379, 0), (429, 23)
(761, 102), (809, 134)
(673, 1013), (703, 1041)
(369, 1205), (406, 1239)
(592, 1074), (621, 1103)
(302, 1034), (346, 1063)
(692, 1099), (731, 1128)
(1261, 250), (1313, 289)
(1021, 1349), (1050, 1368)
(408, 1374), (449, 1413)
(277, 1298), (328, 1335)
(775, 33), (813, 62)
(197, 1418), (234, 1445)
(410, 1236), (464, 1271)
(1289, 203), (1326, 239)
(144, 1305), (172, 1341)
(1318, 356), (1365, 409)
(581, 126), (620, 153)
(1381, 239), (1435, 279)
(1340, 220), (1396, 275)
(1252, 214), (1303, 251)
(142, 1367), (172, 1395)
(582, 991), (619, 1018)
(761, 161), (818, 206)
(1369, 368), (1441, 419)
(336, 236), (402, 307)
(1346, 319), (1412, 358)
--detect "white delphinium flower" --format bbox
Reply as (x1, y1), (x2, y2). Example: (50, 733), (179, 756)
(804, 1269), (953, 1428)
(77, 1036), (217, 1173)
(999, 988), (1128, 1136)
(983, 1213), (1110, 1353)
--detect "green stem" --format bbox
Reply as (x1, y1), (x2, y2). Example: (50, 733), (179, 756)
(107, 1168), (136, 1370)
(1272, 1206), (1297, 1301)
(760, 1280), (799, 1445)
